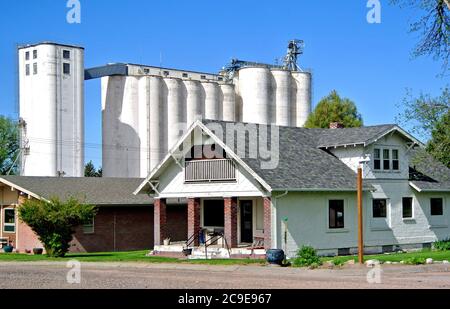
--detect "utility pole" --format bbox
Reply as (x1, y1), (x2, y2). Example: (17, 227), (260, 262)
(357, 167), (364, 264)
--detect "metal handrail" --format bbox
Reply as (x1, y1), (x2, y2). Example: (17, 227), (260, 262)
(184, 229), (231, 258)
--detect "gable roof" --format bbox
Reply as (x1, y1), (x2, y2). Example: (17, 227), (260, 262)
(408, 149), (450, 192)
(0, 176), (152, 206)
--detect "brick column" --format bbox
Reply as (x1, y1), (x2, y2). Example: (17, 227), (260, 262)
(263, 197), (272, 250)
(154, 198), (167, 246)
(187, 198), (201, 246)
(224, 197), (238, 248)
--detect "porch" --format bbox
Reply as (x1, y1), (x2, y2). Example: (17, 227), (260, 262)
(152, 197), (271, 259)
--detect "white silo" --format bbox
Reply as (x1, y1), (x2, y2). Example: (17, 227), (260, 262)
(18, 42), (84, 177)
(220, 83), (236, 122)
(165, 78), (186, 149)
(138, 77), (150, 177)
(184, 80), (204, 126)
(237, 67), (275, 125)
(271, 69), (292, 126)
(202, 81), (221, 120)
(148, 76), (167, 171)
(292, 71), (312, 127)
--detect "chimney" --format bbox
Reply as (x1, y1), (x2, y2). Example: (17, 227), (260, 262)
(329, 122), (345, 129)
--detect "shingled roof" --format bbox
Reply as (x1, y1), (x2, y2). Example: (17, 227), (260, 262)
(408, 148), (450, 192)
(0, 176), (152, 205)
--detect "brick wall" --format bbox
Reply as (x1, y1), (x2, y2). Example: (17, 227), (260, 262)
(187, 198), (200, 245)
(70, 206), (153, 252)
(224, 197), (238, 247)
(263, 197), (272, 250)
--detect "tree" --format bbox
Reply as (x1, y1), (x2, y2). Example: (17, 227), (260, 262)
(427, 109), (450, 167)
(84, 161), (102, 177)
(304, 90), (363, 128)
(0, 116), (19, 175)
(18, 197), (97, 257)
(390, 0), (450, 69)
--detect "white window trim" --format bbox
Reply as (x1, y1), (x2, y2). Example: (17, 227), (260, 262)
(402, 197), (415, 221)
(326, 198), (349, 233)
(3, 208), (16, 234)
(83, 218), (95, 234)
(373, 147), (401, 173)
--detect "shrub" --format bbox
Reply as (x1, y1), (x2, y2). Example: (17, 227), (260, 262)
(332, 257), (347, 267)
(18, 197), (97, 257)
(293, 246), (322, 267)
(433, 238), (450, 251)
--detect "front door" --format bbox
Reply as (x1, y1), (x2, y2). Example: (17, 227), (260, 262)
(240, 200), (253, 243)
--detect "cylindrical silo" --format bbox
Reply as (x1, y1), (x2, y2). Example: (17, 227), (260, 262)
(184, 80), (204, 126)
(220, 83), (236, 122)
(149, 76), (167, 171)
(165, 78), (186, 149)
(271, 69), (292, 126)
(292, 71), (312, 127)
(138, 77), (150, 177)
(237, 67), (275, 125)
(202, 81), (221, 120)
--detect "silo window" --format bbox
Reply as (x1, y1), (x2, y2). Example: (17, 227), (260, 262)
(63, 50), (71, 59)
(25, 64), (30, 76)
(182, 73), (188, 78)
(33, 63), (38, 75)
(217, 77), (223, 81)
(25, 51), (30, 61)
(163, 71), (170, 76)
(33, 50), (37, 59)
(63, 63), (71, 75)
(143, 68), (150, 74)
(201, 75), (206, 80)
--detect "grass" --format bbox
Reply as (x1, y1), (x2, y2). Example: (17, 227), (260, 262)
(0, 250), (265, 265)
(320, 249), (450, 264)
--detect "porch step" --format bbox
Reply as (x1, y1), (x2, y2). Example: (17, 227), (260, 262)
(188, 247), (230, 259)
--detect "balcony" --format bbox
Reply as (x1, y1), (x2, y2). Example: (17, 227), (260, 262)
(185, 159), (236, 183)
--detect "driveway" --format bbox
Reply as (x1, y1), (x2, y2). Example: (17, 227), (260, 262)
(0, 262), (449, 289)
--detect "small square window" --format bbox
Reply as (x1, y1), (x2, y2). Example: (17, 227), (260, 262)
(25, 64), (30, 76)
(83, 217), (95, 234)
(402, 197), (413, 218)
(143, 68), (150, 74)
(33, 63), (38, 75)
(163, 71), (169, 76)
(373, 199), (387, 218)
(63, 50), (71, 59)
(33, 50), (37, 59)
(201, 75), (206, 80)
(182, 73), (188, 78)
(329, 200), (344, 229)
(431, 198), (443, 216)
(63, 63), (71, 75)
(25, 51), (30, 61)
(218, 77), (223, 81)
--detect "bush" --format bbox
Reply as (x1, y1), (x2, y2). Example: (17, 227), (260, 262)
(332, 257), (347, 267)
(404, 257), (426, 265)
(18, 197), (97, 257)
(293, 246), (322, 267)
(433, 238), (450, 251)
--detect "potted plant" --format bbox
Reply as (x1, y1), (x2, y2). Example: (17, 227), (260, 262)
(33, 248), (44, 255)
(3, 242), (14, 253)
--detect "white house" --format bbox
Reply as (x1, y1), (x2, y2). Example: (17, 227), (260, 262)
(135, 120), (450, 257)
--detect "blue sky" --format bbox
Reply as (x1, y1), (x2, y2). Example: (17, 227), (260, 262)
(0, 0), (447, 167)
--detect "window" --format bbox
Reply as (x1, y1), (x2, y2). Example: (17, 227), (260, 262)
(392, 150), (399, 170)
(143, 68), (150, 74)
(203, 200), (224, 227)
(200, 75), (206, 80)
(373, 199), (387, 218)
(25, 51), (30, 60)
(182, 73), (188, 78)
(33, 50), (37, 59)
(3, 209), (15, 233)
(63, 50), (71, 59)
(217, 77), (223, 81)
(25, 64), (30, 76)
(431, 198), (443, 216)
(329, 200), (344, 229)
(83, 217), (94, 234)
(163, 70), (169, 76)
(374, 149), (381, 170)
(383, 149), (390, 170)
(63, 63), (70, 75)
(402, 197), (413, 218)
(33, 63), (37, 75)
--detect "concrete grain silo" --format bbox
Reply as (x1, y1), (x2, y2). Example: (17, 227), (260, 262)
(202, 81), (221, 120)
(271, 69), (293, 126)
(292, 71), (312, 127)
(18, 42), (84, 177)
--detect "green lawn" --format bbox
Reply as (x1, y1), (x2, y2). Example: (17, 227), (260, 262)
(0, 250), (265, 265)
(321, 249), (450, 264)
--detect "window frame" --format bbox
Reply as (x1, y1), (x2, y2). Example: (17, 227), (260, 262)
(83, 217), (95, 234)
(3, 208), (16, 233)
(63, 63), (71, 75)
(402, 197), (414, 219)
(328, 199), (345, 229)
(25, 64), (30, 76)
(63, 50), (71, 60)
(373, 147), (400, 172)
(33, 63), (38, 75)
(33, 49), (37, 59)
(430, 198), (444, 216)
(372, 198), (388, 218)
(25, 51), (30, 61)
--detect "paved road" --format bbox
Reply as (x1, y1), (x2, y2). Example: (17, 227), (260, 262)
(0, 262), (449, 289)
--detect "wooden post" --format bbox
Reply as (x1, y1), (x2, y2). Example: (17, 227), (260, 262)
(357, 167), (364, 264)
